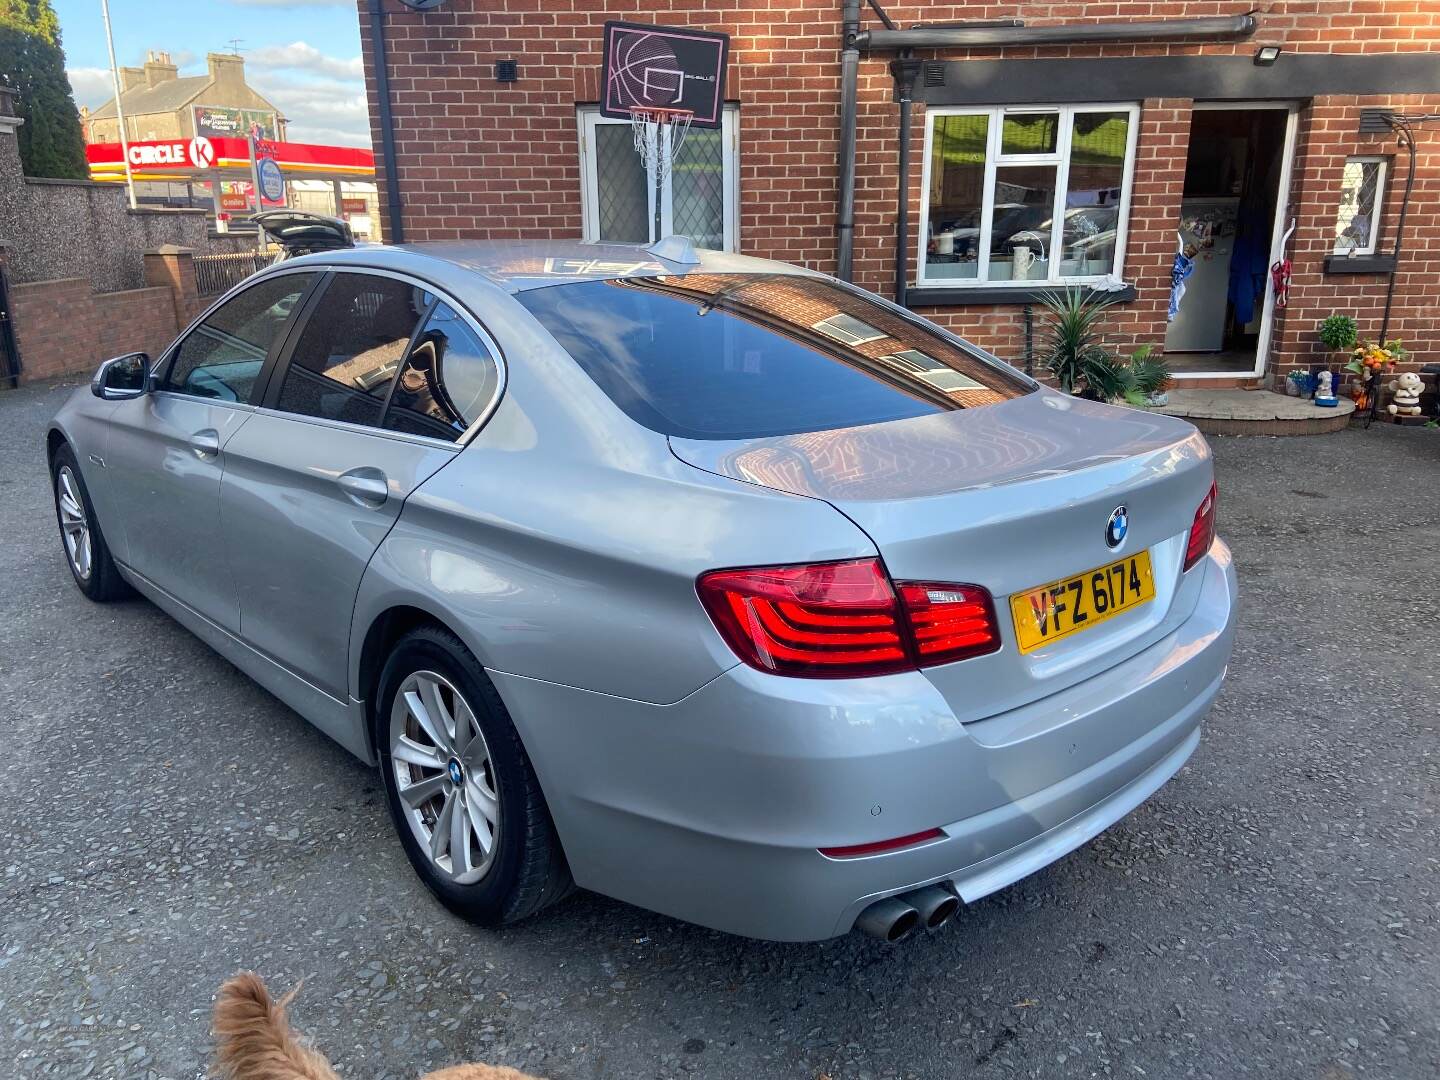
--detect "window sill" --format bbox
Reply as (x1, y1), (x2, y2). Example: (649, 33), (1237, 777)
(1323, 253), (1396, 275)
(904, 284), (1137, 308)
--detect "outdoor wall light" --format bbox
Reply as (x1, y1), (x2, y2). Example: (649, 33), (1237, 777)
(1253, 45), (1282, 66)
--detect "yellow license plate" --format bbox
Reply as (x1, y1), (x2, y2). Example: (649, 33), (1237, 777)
(1010, 551), (1155, 654)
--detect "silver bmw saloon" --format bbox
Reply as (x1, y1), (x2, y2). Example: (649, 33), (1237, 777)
(47, 238), (1236, 943)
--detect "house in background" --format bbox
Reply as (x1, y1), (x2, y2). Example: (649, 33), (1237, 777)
(81, 50), (284, 145)
(355, 1), (1438, 395)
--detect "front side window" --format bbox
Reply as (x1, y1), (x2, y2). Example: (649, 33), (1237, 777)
(1333, 156), (1387, 255)
(517, 273), (1032, 441)
(272, 273), (429, 427)
(920, 105), (1139, 287)
(164, 273), (315, 402)
(383, 302), (501, 442)
(578, 106), (739, 251)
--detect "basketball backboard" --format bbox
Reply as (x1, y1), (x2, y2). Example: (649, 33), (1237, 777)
(600, 21), (729, 129)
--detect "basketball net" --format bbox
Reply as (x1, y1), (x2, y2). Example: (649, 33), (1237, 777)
(627, 105), (693, 244)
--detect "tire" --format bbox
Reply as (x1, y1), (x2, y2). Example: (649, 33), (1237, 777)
(50, 443), (131, 602)
(374, 625), (572, 927)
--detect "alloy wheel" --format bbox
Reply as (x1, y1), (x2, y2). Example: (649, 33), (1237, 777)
(389, 670), (500, 885)
(56, 466), (92, 581)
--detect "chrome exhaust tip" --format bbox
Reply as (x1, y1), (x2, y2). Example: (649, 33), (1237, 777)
(854, 897), (921, 943)
(902, 884), (960, 930)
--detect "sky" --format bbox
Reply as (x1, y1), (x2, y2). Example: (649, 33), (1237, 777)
(54, 0), (370, 148)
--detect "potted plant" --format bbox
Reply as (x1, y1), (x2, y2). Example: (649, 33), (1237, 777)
(1284, 369), (1309, 397)
(1318, 313), (1358, 357)
(1344, 338), (1409, 411)
(1037, 287), (1125, 399)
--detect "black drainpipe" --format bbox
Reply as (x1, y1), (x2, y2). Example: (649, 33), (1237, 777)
(368, 0), (405, 244)
(1023, 303), (1035, 376)
(890, 55), (921, 307)
(857, 14), (1256, 49)
(836, 0), (861, 281)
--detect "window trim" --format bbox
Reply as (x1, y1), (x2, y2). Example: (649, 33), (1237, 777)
(256, 265), (508, 449)
(576, 104), (741, 252)
(1332, 154), (1388, 257)
(916, 102), (1141, 289)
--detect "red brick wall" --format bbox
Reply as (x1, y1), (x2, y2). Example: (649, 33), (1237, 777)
(359, 1), (1439, 377)
(11, 278), (179, 383)
(1269, 92), (1440, 383)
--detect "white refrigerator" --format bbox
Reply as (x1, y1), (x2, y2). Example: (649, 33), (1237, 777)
(1165, 197), (1240, 353)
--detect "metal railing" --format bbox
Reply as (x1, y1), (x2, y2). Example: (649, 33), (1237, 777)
(193, 252), (274, 296)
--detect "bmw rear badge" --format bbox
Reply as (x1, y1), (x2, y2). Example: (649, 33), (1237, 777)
(1105, 506), (1129, 549)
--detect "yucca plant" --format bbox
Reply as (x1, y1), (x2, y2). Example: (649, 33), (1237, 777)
(1037, 287), (1124, 398)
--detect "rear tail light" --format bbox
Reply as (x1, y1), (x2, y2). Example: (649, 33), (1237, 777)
(896, 582), (1000, 667)
(696, 559), (910, 678)
(696, 558), (1000, 679)
(1183, 481), (1218, 572)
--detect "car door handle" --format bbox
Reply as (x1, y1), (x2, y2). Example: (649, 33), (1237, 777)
(189, 429), (221, 458)
(337, 468), (389, 507)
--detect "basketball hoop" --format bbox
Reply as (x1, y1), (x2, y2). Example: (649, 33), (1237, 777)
(626, 105), (693, 184)
(602, 22), (727, 243)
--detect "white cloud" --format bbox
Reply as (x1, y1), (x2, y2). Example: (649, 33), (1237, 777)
(239, 42), (369, 148)
(67, 67), (116, 109)
(248, 71), (372, 148)
(248, 42), (364, 80)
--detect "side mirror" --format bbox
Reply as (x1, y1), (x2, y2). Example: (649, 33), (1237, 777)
(91, 352), (152, 400)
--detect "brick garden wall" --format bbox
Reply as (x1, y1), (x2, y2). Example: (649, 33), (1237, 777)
(9, 278), (179, 383)
(5, 249), (215, 385)
(360, 1), (1438, 380)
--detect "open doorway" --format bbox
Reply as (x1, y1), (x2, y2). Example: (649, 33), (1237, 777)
(1166, 104), (1296, 377)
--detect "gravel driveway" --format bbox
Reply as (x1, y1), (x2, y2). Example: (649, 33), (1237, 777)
(2, 376), (1437, 1080)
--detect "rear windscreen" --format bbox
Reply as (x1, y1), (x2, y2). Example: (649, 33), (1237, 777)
(516, 273), (1032, 440)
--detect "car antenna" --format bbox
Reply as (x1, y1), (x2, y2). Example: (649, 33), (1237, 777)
(645, 235), (700, 266)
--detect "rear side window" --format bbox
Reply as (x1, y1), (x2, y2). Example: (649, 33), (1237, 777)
(515, 274), (1031, 440)
(165, 273), (315, 402)
(383, 302), (500, 442)
(272, 273), (430, 427)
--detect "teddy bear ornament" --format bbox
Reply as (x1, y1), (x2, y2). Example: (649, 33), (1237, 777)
(1388, 371), (1423, 417)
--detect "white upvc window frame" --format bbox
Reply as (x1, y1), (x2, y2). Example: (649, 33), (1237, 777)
(576, 105), (740, 252)
(1332, 154), (1388, 256)
(916, 102), (1141, 289)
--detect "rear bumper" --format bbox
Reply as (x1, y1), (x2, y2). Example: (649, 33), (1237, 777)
(491, 540), (1237, 941)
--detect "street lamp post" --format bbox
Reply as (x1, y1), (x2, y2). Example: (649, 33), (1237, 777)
(99, 0), (137, 209)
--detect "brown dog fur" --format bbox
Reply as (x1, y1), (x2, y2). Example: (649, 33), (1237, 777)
(213, 971), (543, 1080)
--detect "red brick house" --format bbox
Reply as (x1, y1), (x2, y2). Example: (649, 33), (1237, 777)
(356, 1), (1438, 391)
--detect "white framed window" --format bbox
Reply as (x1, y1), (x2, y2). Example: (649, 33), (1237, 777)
(577, 105), (739, 252)
(1333, 155), (1387, 256)
(917, 103), (1140, 288)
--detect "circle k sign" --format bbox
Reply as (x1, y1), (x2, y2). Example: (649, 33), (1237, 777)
(125, 136), (217, 169)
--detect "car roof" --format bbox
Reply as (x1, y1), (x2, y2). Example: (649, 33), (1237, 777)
(282, 239), (820, 294)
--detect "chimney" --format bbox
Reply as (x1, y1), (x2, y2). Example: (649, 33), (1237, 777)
(206, 52), (246, 90)
(119, 66), (145, 92)
(144, 50), (177, 88)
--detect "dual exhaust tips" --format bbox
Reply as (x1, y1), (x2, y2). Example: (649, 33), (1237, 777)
(854, 884), (960, 943)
